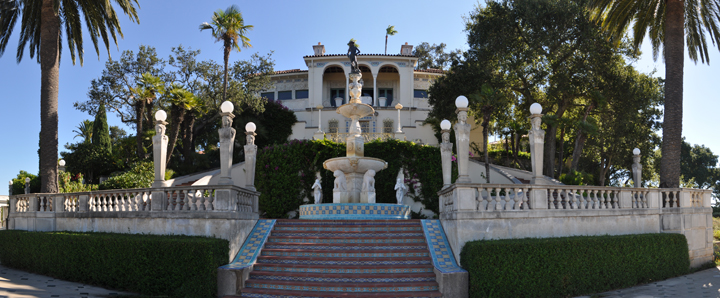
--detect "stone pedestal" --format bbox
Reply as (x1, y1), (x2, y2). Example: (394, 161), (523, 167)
(152, 120), (169, 188)
(440, 129), (453, 187)
(218, 113), (236, 185)
(454, 108), (471, 183)
(632, 154), (642, 187)
(528, 114), (548, 185)
(244, 131), (257, 191)
(313, 131), (325, 140)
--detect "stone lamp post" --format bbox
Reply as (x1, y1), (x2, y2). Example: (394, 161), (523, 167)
(8, 180), (12, 196)
(313, 105), (325, 140)
(440, 119), (453, 187)
(24, 177), (30, 194)
(528, 103), (549, 185)
(632, 148), (642, 187)
(218, 101), (237, 185)
(454, 96), (471, 183)
(394, 103), (405, 140)
(58, 159), (66, 172)
(244, 122), (258, 191)
(152, 110), (169, 188)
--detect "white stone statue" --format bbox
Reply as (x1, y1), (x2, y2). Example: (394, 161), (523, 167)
(312, 177), (322, 204)
(333, 170), (347, 191)
(362, 170), (375, 192)
(394, 169), (408, 205)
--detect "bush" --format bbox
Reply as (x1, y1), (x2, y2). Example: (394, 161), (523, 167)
(0, 230), (228, 297)
(99, 161), (154, 190)
(559, 170), (595, 186)
(59, 171), (97, 193)
(255, 139), (457, 218)
(460, 234), (690, 298)
(10, 170), (40, 194)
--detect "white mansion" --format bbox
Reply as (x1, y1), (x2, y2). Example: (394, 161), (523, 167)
(261, 42), (484, 146)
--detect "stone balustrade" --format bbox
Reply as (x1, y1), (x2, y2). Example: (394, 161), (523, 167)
(326, 132), (394, 143)
(438, 184), (714, 268)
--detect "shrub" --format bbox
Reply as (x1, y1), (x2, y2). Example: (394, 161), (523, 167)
(0, 231), (228, 297)
(460, 234), (690, 298)
(59, 171), (97, 193)
(559, 170), (595, 186)
(99, 161), (154, 190)
(10, 171), (40, 194)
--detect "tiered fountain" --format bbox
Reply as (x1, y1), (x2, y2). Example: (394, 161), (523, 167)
(298, 41), (410, 220)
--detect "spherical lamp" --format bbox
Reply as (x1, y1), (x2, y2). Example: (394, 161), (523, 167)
(220, 101), (234, 113)
(633, 148), (641, 155)
(58, 159), (65, 167)
(245, 122), (256, 133)
(530, 103), (542, 115)
(455, 96), (468, 108)
(9, 180), (12, 186)
(155, 110), (167, 122)
(25, 177), (30, 183)
(440, 119), (451, 130)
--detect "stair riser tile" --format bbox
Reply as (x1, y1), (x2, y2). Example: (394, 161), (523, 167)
(250, 275), (436, 283)
(267, 237), (425, 244)
(253, 266), (434, 274)
(257, 259), (432, 266)
(264, 244), (427, 250)
(271, 232), (424, 237)
(261, 251), (429, 258)
(246, 283), (438, 293)
(273, 226), (422, 232)
(241, 293), (439, 298)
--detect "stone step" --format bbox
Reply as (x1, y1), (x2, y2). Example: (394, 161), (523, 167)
(248, 271), (437, 283)
(253, 263), (435, 274)
(269, 231), (425, 238)
(260, 248), (430, 258)
(267, 236), (426, 244)
(240, 288), (442, 298)
(275, 219), (422, 225)
(256, 255), (433, 266)
(244, 279), (439, 293)
(264, 242), (428, 251)
(273, 225), (423, 232)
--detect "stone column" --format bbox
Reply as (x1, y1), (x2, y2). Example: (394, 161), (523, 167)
(454, 103), (471, 183)
(528, 103), (549, 185)
(24, 178), (30, 194)
(440, 120), (453, 187)
(394, 103), (406, 140)
(632, 148), (642, 188)
(152, 112), (169, 188)
(218, 111), (236, 185)
(8, 181), (12, 196)
(313, 105), (324, 140)
(244, 123), (258, 191)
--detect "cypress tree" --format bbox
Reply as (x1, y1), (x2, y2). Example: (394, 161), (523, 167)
(92, 103), (112, 154)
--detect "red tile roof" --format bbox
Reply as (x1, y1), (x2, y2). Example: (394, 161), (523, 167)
(273, 69), (308, 74)
(303, 53), (416, 58)
(415, 68), (444, 74)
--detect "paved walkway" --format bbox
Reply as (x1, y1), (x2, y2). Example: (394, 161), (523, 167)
(0, 265), (134, 298)
(578, 266), (720, 298)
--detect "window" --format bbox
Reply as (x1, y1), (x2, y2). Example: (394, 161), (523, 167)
(261, 92), (275, 100)
(328, 119), (339, 134)
(378, 88), (393, 106)
(330, 89), (345, 107)
(383, 119), (394, 133)
(278, 91), (292, 100)
(295, 90), (309, 99)
(414, 89), (428, 98)
(360, 121), (370, 133)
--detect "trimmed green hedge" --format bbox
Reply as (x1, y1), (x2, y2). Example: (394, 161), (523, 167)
(0, 231), (228, 297)
(460, 233), (690, 298)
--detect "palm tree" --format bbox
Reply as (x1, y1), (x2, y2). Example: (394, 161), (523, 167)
(0, 0), (139, 193)
(72, 120), (94, 144)
(130, 73), (165, 159)
(199, 5), (253, 102)
(385, 25), (398, 55)
(587, 0), (720, 188)
(165, 84), (199, 165)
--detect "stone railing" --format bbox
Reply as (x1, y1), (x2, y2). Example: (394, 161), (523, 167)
(326, 132), (394, 143)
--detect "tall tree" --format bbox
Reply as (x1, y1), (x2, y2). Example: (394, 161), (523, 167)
(0, 0), (139, 193)
(199, 5), (253, 102)
(413, 42), (462, 70)
(92, 103), (112, 154)
(385, 25), (397, 54)
(130, 72), (165, 159)
(470, 84), (512, 183)
(72, 120), (93, 144)
(165, 84), (199, 165)
(587, 0), (720, 188)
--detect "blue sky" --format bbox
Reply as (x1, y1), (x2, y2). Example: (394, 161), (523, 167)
(0, 0), (718, 195)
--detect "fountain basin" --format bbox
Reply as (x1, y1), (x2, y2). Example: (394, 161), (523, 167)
(337, 102), (374, 119)
(299, 203), (410, 220)
(323, 156), (388, 174)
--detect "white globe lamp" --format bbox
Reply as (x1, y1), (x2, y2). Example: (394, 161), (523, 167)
(455, 96), (468, 108)
(633, 148), (641, 155)
(245, 122), (256, 133)
(154, 110), (167, 122)
(530, 103), (542, 115)
(440, 119), (451, 130)
(220, 101), (234, 113)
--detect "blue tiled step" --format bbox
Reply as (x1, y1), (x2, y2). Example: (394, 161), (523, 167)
(244, 280), (439, 293)
(261, 249), (429, 258)
(240, 289), (442, 297)
(249, 271), (437, 283)
(253, 263), (435, 274)
(276, 219), (422, 226)
(273, 225), (422, 232)
(256, 256), (433, 266)
(269, 232), (425, 237)
(264, 243), (428, 250)
(266, 236), (426, 244)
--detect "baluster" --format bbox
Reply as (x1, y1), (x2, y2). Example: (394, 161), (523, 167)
(568, 189), (576, 209)
(125, 193), (132, 211)
(562, 189), (569, 209)
(675, 191), (680, 207)
(521, 188), (529, 210)
(504, 188), (513, 211)
(182, 190), (190, 210)
(513, 188), (522, 210)
(552, 189), (559, 210)
(494, 187), (502, 211)
(118, 194), (125, 211)
(475, 188), (484, 211)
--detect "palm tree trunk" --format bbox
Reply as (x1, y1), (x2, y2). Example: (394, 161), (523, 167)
(385, 35), (388, 55)
(223, 39), (231, 102)
(182, 114), (196, 165)
(570, 104), (594, 172)
(166, 105), (186, 165)
(39, 0), (60, 193)
(482, 115), (491, 184)
(659, 0), (684, 189)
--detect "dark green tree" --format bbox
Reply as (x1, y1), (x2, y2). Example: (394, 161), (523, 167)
(92, 103), (112, 154)
(413, 42), (462, 70)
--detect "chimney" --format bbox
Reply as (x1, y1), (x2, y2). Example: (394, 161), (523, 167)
(401, 42), (413, 55)
(313, 42), (325, 56)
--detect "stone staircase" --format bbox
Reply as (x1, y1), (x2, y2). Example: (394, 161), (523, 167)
(239, 219), (442, 297)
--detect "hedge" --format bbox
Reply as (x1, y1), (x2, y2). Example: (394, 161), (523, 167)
(0, 231), (228, 298)
(460, 233), (690, 298)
